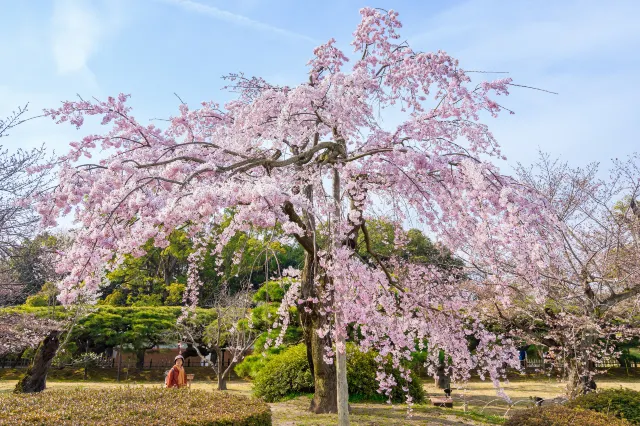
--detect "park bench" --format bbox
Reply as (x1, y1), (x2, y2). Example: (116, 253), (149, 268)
(430, 396), (453, 408)
(186, 373), (195, 388)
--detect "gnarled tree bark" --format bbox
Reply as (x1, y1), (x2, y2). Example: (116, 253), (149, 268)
(14, 330), (61, 393)
(301, 251), (338, 413)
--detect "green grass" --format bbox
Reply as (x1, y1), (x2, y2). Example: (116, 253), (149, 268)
(0, 387), (271, 426)
(0, 366), (219, 382)
(3, 372), (640, 425)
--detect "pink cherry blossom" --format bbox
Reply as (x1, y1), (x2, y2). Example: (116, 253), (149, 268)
(34, 7), (563, 404)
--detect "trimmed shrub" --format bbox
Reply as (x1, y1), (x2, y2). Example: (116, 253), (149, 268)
(346, 345), (424, 403)
(24, 293), (48, 307)
(567, 388), (640, 425)
(505, 405), (630, 426)
(253, 343), (424, 403)
(234, 328), (299, 380)
(234, 346), (286, 380)
(253, 344), (313, 402)
(0, 387), (271, 426)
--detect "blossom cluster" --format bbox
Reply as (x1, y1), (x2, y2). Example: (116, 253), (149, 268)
(34, 7), (563, 400)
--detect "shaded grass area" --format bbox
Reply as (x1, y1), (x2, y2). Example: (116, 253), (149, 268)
(269, 396), (493, 425)
(423, 373), (640, 418)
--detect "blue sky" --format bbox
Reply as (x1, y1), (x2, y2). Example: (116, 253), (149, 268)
(2, 0), (639, 173)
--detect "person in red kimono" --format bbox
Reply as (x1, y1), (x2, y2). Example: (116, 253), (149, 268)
(165, 354), (187, 388)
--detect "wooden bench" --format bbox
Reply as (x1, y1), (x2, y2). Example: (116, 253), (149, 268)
(430, 397), (453, 408)
(186, 374), (195, 388)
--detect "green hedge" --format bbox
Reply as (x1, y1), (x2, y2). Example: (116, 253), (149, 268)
(0, 387), (271, 426)
(253, 343), (424, 403)
(567, 388), (640, 425)
(346, 345), (424, 403)
(0, 366), (219, 382)
(505, 405), (630, 426)
(253, 344), (313, 402)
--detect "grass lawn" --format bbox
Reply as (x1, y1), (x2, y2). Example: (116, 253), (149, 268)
(1, 371), (639, 425)
(0, 380), (489, 425)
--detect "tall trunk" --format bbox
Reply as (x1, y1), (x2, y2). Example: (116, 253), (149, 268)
(116, 345), (122, 382)
(216, 349), (227, 390)
(217, 374), (228, 390)
(14, 330), (61, 393)
(301, 251), (338, 413)
(135, 349), (146, 370)
(566, 334), (598, 398)
(566, 358), (597, 398)
(309, 314), (338, 413)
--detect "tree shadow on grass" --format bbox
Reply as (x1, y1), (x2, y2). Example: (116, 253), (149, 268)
(270, 396), (482, 425)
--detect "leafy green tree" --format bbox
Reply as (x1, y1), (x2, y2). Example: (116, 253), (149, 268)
(235, 279), (303, 379)
(125, 308), (178, 369)
(2, 233), (68, 305)
(355, 219), (463, 271)
(100, 216), (304, 307)
(198, 217), (304, 304)
(102, 231), (191, 306)
(73, 307), (183, 369)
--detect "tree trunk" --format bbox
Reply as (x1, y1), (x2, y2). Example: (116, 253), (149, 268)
(217, 373), (228, 390)
(116, 345), (122, 382)
(216, 349), (228, 390)
(14, 330), (61, 393)
(301, 251), (338, 414)
(567, 336), (596, 399)
(309, 314), (338, 413)
(332, 167), (350, 425)
(135, 349), (146, 370)
(566, 352), (597, 398)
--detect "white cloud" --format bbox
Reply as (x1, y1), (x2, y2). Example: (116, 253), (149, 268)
(51, 0), (105, 75)
(162, 0), (318, 43)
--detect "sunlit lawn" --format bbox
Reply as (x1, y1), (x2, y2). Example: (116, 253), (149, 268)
(0, 379), (487, 425)
(2, 374), (640, 425)
(424, 374), (640, 418)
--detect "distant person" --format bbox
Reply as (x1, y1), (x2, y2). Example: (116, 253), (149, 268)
(165, 355), (187, 388)
(518, 347), (527, 367)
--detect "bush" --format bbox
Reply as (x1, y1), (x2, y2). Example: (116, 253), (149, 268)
(102, 290), (126, 306)
(234, 330), (298, 380)
(0, 387), (271, 426)
(567, 388), (640, 425)
(252, 280), (291, 303)
(234, 347), (286, 380)
(346, 345), (424, 403)
(24, 293), (48, 307)
(253, 343), (424, 403)
(505, 405), (630, 426)
(253, 344), (313, 402)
